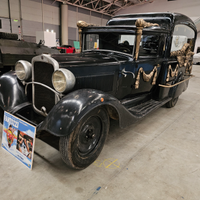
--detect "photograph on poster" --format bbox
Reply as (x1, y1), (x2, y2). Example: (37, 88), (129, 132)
(1, 112), (36, 169)
(16, 131), (34, 160)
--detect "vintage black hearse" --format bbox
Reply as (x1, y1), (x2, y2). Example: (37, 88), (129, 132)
(0, 13), (196, 169)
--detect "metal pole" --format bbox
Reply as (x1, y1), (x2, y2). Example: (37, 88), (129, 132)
(41, 0), (44, 31)
(19, 0), (23, 39)
(8, 0), (12, 33)
(76, 7), (78, 41)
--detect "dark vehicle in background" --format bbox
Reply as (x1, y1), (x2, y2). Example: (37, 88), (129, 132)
(52, 45), (76, 53)
(0, 13), (196, 169)
(0, 29), (59, 74)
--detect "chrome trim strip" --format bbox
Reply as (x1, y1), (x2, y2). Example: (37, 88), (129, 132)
(83, 49), (133, 57)
(25, 82), (62, 117)
(25, 82), (61, 97)
(31, 54), (60, 116)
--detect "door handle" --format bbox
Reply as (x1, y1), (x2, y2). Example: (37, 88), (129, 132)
(121, 68), (135, 79)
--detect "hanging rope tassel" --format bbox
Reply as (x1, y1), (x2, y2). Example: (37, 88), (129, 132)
(135, 66), (158, 89)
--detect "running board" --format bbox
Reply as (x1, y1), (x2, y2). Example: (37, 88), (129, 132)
(127, 98), (171, 118)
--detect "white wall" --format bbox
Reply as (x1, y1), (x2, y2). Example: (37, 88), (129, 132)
(0, 0), (60, 41)
(0, 0), (9, 18)
(21, 0), (59, 25)
(67, 5), (110, 46)
(0, 0), (110, 45)
(36, 31), (56, 47)
(0, 0), (60, 25)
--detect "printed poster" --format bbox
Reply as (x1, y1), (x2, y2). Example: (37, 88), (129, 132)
(1, 112), (36, 169)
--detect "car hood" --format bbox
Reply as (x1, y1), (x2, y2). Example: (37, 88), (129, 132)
(51, 50), (132, 67)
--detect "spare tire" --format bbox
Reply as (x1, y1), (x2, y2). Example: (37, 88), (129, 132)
(0, 32), (18, 40)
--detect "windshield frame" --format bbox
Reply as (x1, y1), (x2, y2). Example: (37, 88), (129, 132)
(82, 27), (137, 56)
(81, 26), (168, 59)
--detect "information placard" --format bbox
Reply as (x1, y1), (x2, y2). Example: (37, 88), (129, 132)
(1, 112), (36, 169)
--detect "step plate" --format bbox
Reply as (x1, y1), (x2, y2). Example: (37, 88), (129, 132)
(128, 98), (171, 118)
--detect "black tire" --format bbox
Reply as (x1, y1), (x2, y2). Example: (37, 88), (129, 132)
(166, 97), (179, 108)
(59, 107), (110, 169)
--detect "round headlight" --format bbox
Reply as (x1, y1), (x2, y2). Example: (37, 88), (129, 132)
(15, 60), (32, 81)
(52, 69), (76, 93)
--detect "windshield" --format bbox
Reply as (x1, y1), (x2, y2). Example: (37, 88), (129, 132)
(83, 33), (136, 55)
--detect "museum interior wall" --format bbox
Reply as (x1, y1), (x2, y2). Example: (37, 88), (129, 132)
(67, 5), (110, 46)
(0, 0), (110, 46)
(0, 0), (60, 43)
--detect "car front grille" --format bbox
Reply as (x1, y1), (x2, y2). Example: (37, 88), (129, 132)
(33, 61), (55, 113)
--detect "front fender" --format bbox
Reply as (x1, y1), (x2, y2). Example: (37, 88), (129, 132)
(37, 89), (135, 137)
(0, 71), (27, 111)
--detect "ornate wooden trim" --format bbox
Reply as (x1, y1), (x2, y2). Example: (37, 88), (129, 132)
(77, 21), (89, 52)
(166, 64), (179, 82)
(134, 19), (159, 60)
(135, 64), (160, 89)
(77, 21), (98, 52)
(170, 43), (194, 74)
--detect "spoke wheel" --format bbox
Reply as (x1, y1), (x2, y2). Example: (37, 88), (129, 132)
(59, 107), (109, 169)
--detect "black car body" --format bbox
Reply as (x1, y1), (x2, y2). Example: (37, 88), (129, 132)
(0, 13), (196, 169)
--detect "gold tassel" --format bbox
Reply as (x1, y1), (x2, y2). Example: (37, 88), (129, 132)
(135, 66), (158, 89)
(134, 19), (159, 60)
(166, 64), (179, 82)
(170, 43), (194, 72)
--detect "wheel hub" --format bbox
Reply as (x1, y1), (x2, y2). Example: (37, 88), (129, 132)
(78, 116), (102, 156)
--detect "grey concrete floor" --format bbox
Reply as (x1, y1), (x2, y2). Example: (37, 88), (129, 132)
(1, 65), (200, 200)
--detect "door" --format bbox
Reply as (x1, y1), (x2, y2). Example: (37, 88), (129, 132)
(117, 33), (166, 99)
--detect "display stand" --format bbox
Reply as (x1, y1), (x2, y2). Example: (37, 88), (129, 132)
(1, 112), (36, 170)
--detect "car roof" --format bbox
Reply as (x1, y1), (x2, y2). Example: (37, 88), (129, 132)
(106, 12), (196, 33)
(82, 25), (168, 34)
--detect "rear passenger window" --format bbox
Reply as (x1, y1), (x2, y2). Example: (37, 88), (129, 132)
(171, 25), (195, 52)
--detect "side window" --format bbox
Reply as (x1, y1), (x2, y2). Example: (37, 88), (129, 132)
(118, 35), (135, 54)
(118, 35), (135, 46)
(171, 24), (195, 52)
(86, 34), (99, 49)
(139, 34), (161, 57)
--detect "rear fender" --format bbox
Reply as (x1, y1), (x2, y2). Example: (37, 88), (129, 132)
(37, 89), (135, 137)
